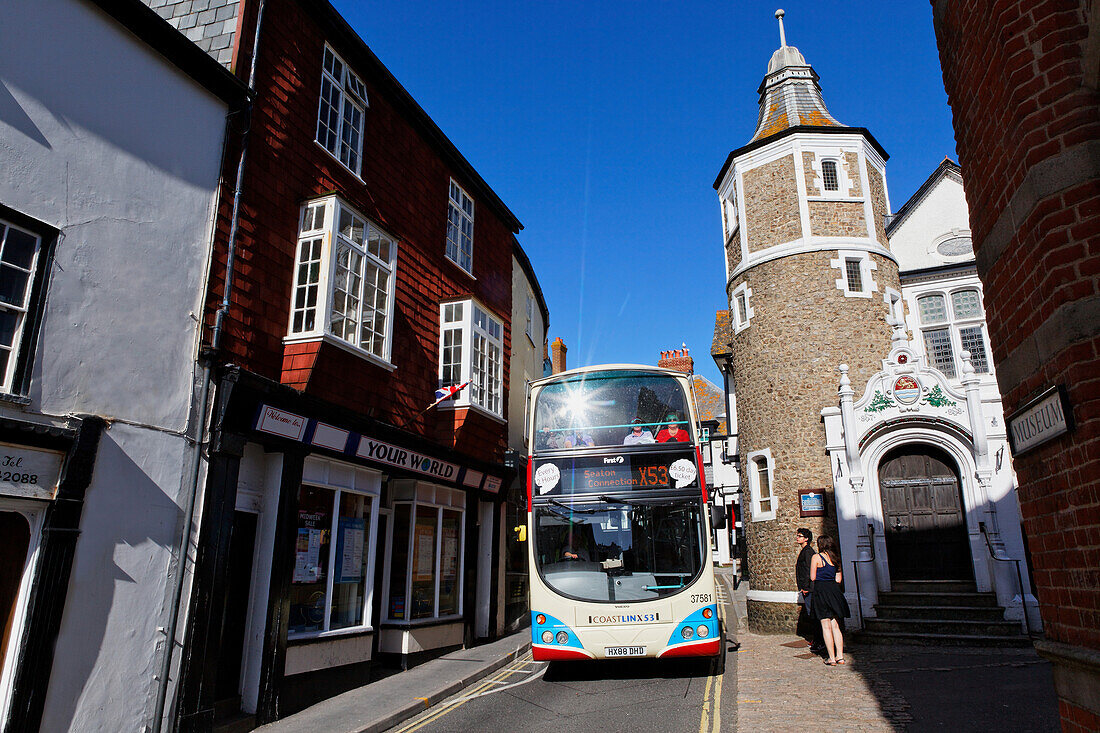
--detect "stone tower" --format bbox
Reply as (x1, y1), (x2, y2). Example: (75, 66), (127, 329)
(714, 11), (901, 632)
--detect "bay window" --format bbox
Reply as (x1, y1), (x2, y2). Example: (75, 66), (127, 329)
(287, 197), (397, 366)
(289, 459), (381, 637)
(385, 482), (465, 622)
(437, 300), (503, 416)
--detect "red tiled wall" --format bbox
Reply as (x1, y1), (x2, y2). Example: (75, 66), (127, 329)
(206, 0), (514, 462)
(931, 0), (1100, 653)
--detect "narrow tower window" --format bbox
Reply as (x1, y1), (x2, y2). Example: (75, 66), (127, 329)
(844, 258), (863, 292)
(821, 160), (839, 191)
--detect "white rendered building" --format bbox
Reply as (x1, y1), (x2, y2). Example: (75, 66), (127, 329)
(0, 0), (245, 729)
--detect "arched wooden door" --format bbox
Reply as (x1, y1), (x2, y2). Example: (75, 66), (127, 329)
(878, 446), (971, 581)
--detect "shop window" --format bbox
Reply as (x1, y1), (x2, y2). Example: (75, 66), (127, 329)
(288, 461), (380, 637)
(386, 483), (465, 622)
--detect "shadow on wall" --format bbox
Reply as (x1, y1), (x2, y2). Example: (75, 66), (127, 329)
(37, 425), (192, 731)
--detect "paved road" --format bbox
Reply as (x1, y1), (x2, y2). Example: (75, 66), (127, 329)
(386, 575), (739, 733)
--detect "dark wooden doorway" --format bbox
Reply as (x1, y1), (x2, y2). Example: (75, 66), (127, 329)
(879, 445), (971, 581)
(214, 510), (257, 719)
(1, 511), (31, 683)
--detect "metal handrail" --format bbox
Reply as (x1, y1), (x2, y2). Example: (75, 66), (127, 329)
(850, 523), (876, 628)
(978, 521), (1036, 637)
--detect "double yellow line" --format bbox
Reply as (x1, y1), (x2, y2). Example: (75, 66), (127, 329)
(699, 655), (724, 733)
(393, 652), (537, 733)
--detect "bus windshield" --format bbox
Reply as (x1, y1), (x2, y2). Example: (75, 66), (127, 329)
(533, 370), (693, 451)
(533, 495), (705, 602)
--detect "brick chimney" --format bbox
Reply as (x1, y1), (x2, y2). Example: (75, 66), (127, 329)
(550, 337), (567, 374)
(658, 347), (694, 374)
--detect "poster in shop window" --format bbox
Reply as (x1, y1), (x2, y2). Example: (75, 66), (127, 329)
(335, 518), (365, 583)
(293, 528), (323, 583)
(414, 525), (435, 582)
(442, 526), (459, 578)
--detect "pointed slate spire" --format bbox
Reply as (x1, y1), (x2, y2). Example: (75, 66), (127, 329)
(750, 10), (843, 142)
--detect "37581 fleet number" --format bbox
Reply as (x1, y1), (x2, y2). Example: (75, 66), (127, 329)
(691, 593), (712, 604)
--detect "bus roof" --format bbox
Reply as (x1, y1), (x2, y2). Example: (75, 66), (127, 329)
(529, 363), (691, 389)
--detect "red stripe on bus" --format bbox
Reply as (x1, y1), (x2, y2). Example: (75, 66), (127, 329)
(657, 638), (721, 658)
(532, 645), (594, 661)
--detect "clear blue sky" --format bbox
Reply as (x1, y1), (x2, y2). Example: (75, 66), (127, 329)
(331, 1), (958, 388)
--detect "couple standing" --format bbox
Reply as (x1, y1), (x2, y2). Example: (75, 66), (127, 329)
(796, 528), (850, 666)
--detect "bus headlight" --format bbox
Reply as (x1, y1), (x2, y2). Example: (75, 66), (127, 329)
(681, 626), (694, 640)
(702, 607), (713, 619)
(536, 614), (546, 625)
(542, 631), (554, 644)
(556, 631), (569, 645)
(697, 625), (710, 638)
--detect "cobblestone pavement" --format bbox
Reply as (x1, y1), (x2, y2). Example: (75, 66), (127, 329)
(732, 629), (1059, 732)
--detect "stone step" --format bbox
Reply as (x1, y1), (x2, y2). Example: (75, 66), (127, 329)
(890, 579), (977, 594)
(863, 617), (1024, 636)
(876, 591), (1000, 607)
(852, 630), (1032, 648)
(873, 604), (1007, 622)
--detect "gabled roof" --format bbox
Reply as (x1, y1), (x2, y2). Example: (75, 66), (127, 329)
(886, 158), (963, 236)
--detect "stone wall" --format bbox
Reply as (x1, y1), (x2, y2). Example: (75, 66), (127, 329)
(726, 230), (742, 273)
(866, 165), (890, 243)
(731, 250), (898, 631)
(744, 155), (803, 251)
(844, 151), (863, 193)
(809, 201), (866, 237)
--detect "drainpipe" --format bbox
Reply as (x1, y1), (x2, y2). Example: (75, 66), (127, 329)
(152, 3), (266, 730)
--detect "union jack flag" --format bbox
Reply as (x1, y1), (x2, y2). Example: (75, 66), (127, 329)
(429, 380), (470, 409)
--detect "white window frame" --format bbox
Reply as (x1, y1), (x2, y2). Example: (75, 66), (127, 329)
(437, 299), (504, 418)
(831, 250), (877, 298)
(915, 287), (991, 378)
(0, 498), (45, 726)
(731, 281), (754, 334)
(809, 153), (854, 199)
(0, 217), (43, 394)
(288, 458), (382, 640)
(285, 196), (398, 370)
(884, 287), (904, 327)
(316, 44), (368, 176)
(747, 448), (776, 521)
(445, 179), (475, 275)
(383, 482), (466, 623)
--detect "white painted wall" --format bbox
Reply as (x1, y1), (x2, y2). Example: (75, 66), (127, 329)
(889, 173), (973, 272)
(0, 0), (229, 729)
(508, 255), (547, 452)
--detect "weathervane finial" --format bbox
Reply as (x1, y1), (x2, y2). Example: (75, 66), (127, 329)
(775, 9), (787, 48)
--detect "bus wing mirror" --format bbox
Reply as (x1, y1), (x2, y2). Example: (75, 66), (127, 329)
(711, 504), (726, 531)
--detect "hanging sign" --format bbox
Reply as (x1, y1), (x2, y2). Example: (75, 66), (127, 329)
(0, 442), (65, 500)
(1007, 385), (1073, 456)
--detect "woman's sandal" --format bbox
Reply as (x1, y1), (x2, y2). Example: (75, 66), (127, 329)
(823, 659), (836, 666)
(835, 658), (847, 665)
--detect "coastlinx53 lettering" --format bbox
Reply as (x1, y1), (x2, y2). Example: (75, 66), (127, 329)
(588, 613), (660, 624)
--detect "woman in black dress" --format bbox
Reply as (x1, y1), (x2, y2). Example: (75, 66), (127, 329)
(810, 534), (850, 666)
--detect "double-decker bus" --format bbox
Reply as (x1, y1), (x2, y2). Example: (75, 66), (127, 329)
(525, 365), (725, 661)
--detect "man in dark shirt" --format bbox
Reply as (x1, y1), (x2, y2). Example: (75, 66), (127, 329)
(795, 527), (825, 653)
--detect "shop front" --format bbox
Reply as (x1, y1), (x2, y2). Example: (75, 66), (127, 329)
(177, 371), (511, 726)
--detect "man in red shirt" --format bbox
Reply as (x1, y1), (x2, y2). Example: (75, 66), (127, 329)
(655, 413), (690, 443)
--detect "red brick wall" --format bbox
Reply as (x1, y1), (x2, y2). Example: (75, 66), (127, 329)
(207, 0), (515, 462)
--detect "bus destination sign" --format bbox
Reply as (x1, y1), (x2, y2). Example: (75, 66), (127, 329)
(533, 452), (697, 495)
